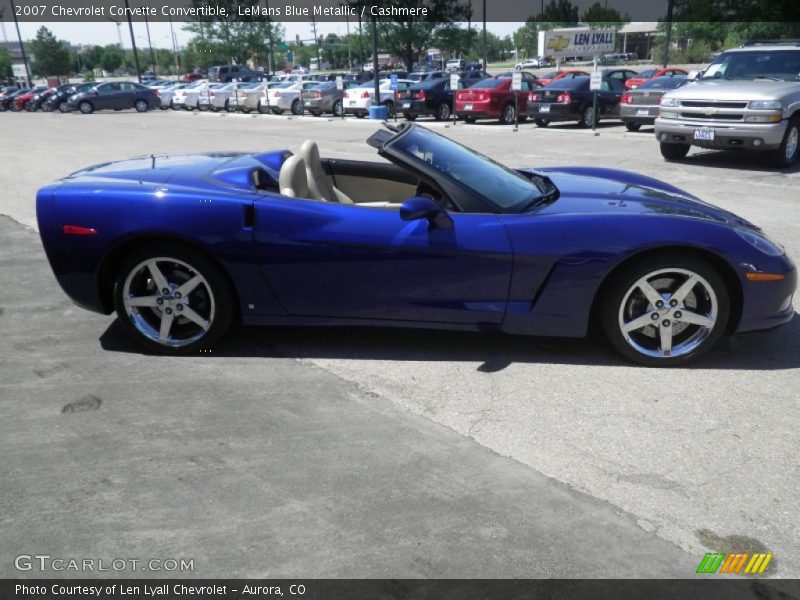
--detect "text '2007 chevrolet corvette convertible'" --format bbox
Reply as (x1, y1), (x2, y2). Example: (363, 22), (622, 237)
(36, 123), (796, 366)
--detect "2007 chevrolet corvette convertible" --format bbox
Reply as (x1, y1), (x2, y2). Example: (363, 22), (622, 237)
(36, 123), (796, 366)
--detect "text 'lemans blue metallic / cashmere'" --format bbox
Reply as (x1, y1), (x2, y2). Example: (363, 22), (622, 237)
(35, 124), (795, 364)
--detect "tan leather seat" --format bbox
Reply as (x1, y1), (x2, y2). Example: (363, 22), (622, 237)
(299, 140), (353, 204)
(278, 154), (310, 198)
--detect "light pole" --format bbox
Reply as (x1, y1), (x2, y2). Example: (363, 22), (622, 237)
(143, 8), (157, 76)
(342, 2), (352, 69)
(124, 0), (142, 82)
(662, 0), (675, 68)
(264, 0), (275, 75)
(482, 0), (487, 70)
(358, 10), (365, 70)
(371, 14), (379, 104)
(8, 0), (31, 86)
(168, 13), (179, 72)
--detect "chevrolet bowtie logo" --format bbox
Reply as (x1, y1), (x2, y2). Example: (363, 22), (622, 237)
(547, 35), (570, 52)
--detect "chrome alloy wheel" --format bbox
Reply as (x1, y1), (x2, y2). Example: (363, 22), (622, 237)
(786, 125), (798, 162)
(122, 257), (215, 348)
(618, 268), (717, 359)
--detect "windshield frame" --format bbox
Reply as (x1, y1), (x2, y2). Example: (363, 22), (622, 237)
(700, 49), (800, 81)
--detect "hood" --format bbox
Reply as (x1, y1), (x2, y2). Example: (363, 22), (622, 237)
(663, 79), (799, 102)
(528, 167), (757, 229)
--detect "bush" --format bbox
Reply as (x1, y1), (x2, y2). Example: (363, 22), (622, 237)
(82, 72), (95, 82)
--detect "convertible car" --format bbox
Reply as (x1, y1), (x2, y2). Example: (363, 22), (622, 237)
(36, 124), (796, 366)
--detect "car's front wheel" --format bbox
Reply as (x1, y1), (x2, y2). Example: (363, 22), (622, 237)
(79, 101), (93, 114)
(624, 121), (641, 132)
(134, 99), (148, 112)
(500, 103), (516, 125)
(770, 117), (799, 168)
(436, 102), (451, 121)
(660, 141), (690, 160)
(601, 255), (729, 366)
(580, 105), (595, 128)
(332, 99), (343, 117)
(113, 244), (235, 354)
(257, 101), (269, 114)
(534, 118), (549, 127)
(291, 99), (302, 115)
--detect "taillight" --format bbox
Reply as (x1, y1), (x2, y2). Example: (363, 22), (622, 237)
(313, 91), (321, 98)
(528, 92), (539, 102)
(621, 93), (632, 104)
(556, 92), (571, 104)
(344, 91), (349, 98)
(274, 91), (280, 97)
(417, 90), (425, 101)
(241, 91), (248, 98)
(209, 91), (215, 97)
(361, 91), (370, 98)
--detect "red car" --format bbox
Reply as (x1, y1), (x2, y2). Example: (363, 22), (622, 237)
(537, 69), (590, 86)
(180, 73), (204, 83)
(12, 86), (47, 111)
(624, 67), (688, 89)
(455, 75), (540, 124)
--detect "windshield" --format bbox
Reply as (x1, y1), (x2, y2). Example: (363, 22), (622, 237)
(392, 126), (547, 212)
(638, 76), (687, 90)
(701, 50), (800, 81)
(638, 69), (658, 78)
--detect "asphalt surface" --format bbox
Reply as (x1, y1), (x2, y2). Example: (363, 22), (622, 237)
(1, 109), (798, 579)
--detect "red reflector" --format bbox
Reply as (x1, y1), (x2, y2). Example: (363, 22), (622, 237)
(62, 225), (98, 236)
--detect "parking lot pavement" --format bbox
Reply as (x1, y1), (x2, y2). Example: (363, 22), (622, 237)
(1, 111), (798, 577)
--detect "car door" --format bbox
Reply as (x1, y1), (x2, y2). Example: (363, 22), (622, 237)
(252, 196), (513, 325)
(92, 83), (116, 109)
(599, 78), (624, 116)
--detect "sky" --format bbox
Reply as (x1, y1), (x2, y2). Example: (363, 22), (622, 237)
(2, 21), (522, 50)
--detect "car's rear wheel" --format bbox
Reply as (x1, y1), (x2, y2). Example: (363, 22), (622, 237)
(463, 115), (477, 123)
(436, 102), (451, 121)
(310, 110), (322, 117)
(257, 101), (269, 114)
(580, 105), (595, 128)
(59, 101), (70, 113)
(332, 99), (343, 117)
(79, 101), (93, 114)
(660, 142), (690, 160)
(601, 255), (729, 366)
(291, 99), (302, 115)
(134, 99), (148, 113)
(404, 112), (417, 121)
(624, 121), (641, 132)
(25, 100), (37, 111)
(113, 244), (235, 355)
(500, 103), (516, 124)
(534, 118), (549, 127)
(356, 111), (366, 119)
(383, 100), (395, 118)
(770, 117), (799, 168)
(272, 108), (283, 115)
(42, 101), (54, 112)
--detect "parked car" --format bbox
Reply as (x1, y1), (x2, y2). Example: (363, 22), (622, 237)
(459, 70), (492, 87)
(527, 76), (626, 128)
(515, 57), (551, 69)
(455, 75), (540, 124)
(408, 70), (448, 83)
(602, 68), (639, 85)
(343, 79), (415, 118)
(10, 86), (46, 111)
(202, 81), (258, 112)
(67, 82), (160, 114)
(343, 71), (373, 84)
(45, 83), (95, 113)
(625, 66), (688, 89)
(303, 80), (357, 117)
(619, 76), (688, 131)
(36, 123), (796, 366)
(655, 43), (800, 166)
(0, 85), (19, 97)
(23, 85), (59, 111)
(537, 69), (590, 86)
(232, 82), (276, 113)
(399, 77), (464, 121)
(207, 64), (260, 83)
(0, 87), (31, 111)
(170, 81), (208, 110)
(182, 83), (226, 111)
(181, 72), (205, 83)
(445, 58), (466, 71)
(156, 83), (192, 110)
(265, 80), (325, 115)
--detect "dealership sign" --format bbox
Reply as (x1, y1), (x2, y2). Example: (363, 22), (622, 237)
(540, 28), (615, 58)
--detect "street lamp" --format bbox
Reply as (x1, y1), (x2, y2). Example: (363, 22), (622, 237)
(143, 5), (157, 76)
(8, 0), (31, 86)
(124, 0), (142, 82)
(341, 2), (352, 69)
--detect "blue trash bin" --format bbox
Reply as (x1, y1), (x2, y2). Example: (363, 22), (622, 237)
(368, 105), (388, 120)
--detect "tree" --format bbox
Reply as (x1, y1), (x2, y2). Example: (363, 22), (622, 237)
(513, 22), (539, 58)
(101, 45), (124, 74)
(0, 46), (13, 79)
(29, 26), (72, 77)
(532, 0), (579, 27)
(581, 3), (629, 30)
(372, 0), (472, 72)
(80, 45), (105, 71)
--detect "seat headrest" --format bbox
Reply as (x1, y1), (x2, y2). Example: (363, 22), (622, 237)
(299, 140), (322, 173)
(279, 154), (309, 198)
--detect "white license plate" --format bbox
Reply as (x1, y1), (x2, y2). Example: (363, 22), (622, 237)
(636, 108), (649, 116)
(304, 101), (312, 106)
(539, 105), (550, 113)
(349, 101), (356, 106)
(464, 103), (473, 110)
(403, 102), (411, 109)
(694, 128), (715, 141)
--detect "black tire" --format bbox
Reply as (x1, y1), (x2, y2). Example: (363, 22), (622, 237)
(660, 142), (691, 160)
(435, 102), (451, 121)
(198, 102), (209, 111)
(310, 110), (322, 117)
(624, 121), (641, 132)
(500, 103), (516, 125)
(272, 108), (284, 115)
(404, 113), (418, 121)
(291, 99), (302, 115)
(42, 102), (54, 112)
(134, 99), (148, 113)
(580, 105), (595, 128)
(25, 100), (37, 112)
(534, 118), (549, 127)
(59, 101), (70, 113)
(770, 117), (800, 168)
(257, 101), (269, 114)
(463, 115), (477, 123)
(79, 101), (93, 115)
(383, 100), (395, 118)
(332, 99), (343, 117)
(355, 111), (366, 119)
(0, 103), (7, 112)
(112, 242), (236, 355)
(600, 254), (729, 367)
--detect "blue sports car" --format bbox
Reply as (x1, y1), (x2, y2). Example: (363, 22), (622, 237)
(36, 123), (796, 366)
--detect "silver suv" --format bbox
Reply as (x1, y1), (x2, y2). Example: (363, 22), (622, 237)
(654, 42), (800, 167)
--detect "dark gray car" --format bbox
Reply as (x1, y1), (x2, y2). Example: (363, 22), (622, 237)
(620, 76), (687, 131)
(66, 81), (160, 114)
